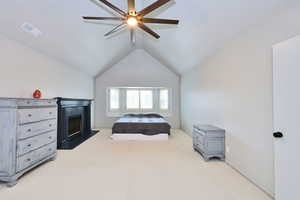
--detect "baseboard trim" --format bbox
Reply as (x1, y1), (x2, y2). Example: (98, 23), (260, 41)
(225, 162), (274, 199)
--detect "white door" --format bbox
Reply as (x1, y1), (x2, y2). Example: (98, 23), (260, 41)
(273, 36), (300, 200)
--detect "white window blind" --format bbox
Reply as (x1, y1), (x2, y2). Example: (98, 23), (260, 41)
(109, 88), (120, 110)
(126, 90), (140, 109)
(140, 90), (153, 109)
(159, 89), (169, 110)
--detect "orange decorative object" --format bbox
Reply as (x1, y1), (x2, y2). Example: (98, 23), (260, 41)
(33, 89), (42, 99)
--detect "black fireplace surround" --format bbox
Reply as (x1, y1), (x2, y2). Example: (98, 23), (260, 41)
(56, 97), (97, 149)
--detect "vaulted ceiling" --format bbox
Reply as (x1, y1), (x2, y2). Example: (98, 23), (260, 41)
(0, 0), (298, 76)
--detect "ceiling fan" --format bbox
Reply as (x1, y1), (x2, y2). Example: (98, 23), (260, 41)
(83, 0), (179, 43)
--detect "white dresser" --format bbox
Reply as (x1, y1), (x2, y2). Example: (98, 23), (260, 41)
(0, 98), (57, 187)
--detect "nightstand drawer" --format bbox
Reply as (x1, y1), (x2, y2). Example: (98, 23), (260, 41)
(17, 119), (57, 140)
(193, 129), (205, 136)
(17, 131), (56, 156)
(16, 142), (56, 172)
(193, 129), (205, 144)
(195, 141), (205, 151)
(206, 139), (225, 154)
(18, 107), (57, 124)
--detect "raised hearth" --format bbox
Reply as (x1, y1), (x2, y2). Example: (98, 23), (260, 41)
(55, 97), (97, 149)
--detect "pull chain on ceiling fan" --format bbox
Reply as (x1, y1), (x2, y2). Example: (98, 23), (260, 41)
(83, 0), (179, 43)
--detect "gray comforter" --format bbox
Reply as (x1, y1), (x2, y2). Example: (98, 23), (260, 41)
(112, 114), (171, 135)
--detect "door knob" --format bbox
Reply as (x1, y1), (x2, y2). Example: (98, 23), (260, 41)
(273, 132), (283, 138)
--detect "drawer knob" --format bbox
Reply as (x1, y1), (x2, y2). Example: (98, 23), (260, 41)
(27, 129), (31, 132)
(27, 144), (31, 147)
(28, 114), (32, 117)
(49, 136), (52, 139)
(26, 158), (31, 162)
(49, 124), (52, 127)
(26, 101), (30, 104)
(49, 112), (52, 115)
(48, 148), (52, 151)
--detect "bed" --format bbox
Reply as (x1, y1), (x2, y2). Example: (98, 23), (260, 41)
(111, 113), (171, 140)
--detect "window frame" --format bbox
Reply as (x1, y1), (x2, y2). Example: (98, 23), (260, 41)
(106, 87), (171, 117)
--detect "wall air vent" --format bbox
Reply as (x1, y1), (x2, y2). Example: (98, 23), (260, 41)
(20, 22), (42, 37)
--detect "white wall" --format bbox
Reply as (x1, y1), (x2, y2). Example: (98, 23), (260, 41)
(181, 4), (300, 197)
(95, 49), (180, 128)
(0, 34), (95, 125)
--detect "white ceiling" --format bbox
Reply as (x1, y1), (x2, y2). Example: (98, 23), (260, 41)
(0, 0), (298, 76)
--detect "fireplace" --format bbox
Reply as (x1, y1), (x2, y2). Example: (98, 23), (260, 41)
(68, 115), (82, 137)
(56, 98), (98, 149)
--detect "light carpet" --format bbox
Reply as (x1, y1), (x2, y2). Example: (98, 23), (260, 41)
(0, 129), (272, 200)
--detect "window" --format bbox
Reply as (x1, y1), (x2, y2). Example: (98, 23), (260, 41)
(159, 89), (169, 110)
(126, 89), (153, 110)
(107, 87), (170, 116)
(126, 90), (140, 109)
(140, 90), (153, 109)
(109, 88), (120, 110)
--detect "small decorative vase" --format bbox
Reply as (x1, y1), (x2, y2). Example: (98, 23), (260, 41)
(33, 89), (42, 99)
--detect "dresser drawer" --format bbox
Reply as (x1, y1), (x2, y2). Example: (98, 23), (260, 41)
(17, 131), (56, 156)
(17, 99), (56, 107)
(18, 107), (57, 124)
(17, 119), (57, 140)
(16, 142), (56, 172)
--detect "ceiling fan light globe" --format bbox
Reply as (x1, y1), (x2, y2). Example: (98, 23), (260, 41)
(127, 17), (138, 26)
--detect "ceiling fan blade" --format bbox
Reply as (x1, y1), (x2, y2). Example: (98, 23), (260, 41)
(138, 23), (160, 39)
(82, 16), (123, 21)
(138, 0), (170, 17)
(104, 23), (126, 36)
(128, 0), (135, 14)
(142, 18), (179, 24)
(98, 0), (126, 16)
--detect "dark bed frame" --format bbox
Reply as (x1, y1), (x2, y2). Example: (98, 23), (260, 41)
(112, 113), (171, 135)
